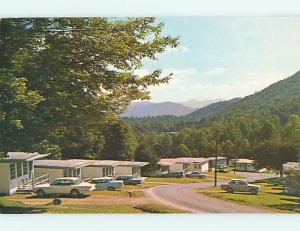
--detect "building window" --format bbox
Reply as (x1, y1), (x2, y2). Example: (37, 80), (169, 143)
(10, 164), (16, 180)
(17, 162), (22, 177)
(23, 162), (28, 175)
(63, 169), (73, 177)
(161, 166), (169, 172)
(102, 167), (113, 176)
(132, 167), (140, 174)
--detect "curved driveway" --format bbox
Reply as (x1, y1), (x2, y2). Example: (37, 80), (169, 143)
(145, 172), (275, 213)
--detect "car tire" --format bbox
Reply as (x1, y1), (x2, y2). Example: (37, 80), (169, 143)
(71, 189), (81, 197)
(36, 189), (46, 197)
(226, 188), (234, 193)
(250, 188), (258, 195)
(107, 186), (115, 191)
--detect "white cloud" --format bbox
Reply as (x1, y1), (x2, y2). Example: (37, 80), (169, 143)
(133, 68), (151, 76)
(201, 67), (225, 76)
(164, 45), (191, 53)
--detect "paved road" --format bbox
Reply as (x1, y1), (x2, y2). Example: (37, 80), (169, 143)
(145, 173), (275, 213)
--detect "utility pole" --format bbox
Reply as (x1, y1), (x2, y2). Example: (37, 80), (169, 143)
(214, 129), (219, 187)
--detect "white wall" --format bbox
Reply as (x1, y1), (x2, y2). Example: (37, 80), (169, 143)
(169, 163), (184, 172)
(81, 166), (104, 179)
(0, 164), (9, 194)
(115, 166), (140, 176)
(35, 168), (64, 183)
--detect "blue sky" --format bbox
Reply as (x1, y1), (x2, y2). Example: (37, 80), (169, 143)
(138, 17), (300, 102)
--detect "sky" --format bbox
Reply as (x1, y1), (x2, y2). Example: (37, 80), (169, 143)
(137, 17), (300, 103)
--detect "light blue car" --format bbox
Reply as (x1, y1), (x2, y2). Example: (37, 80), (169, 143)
(90, 177), (124, 191)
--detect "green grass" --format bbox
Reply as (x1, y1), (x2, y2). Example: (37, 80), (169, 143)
(145, 177), (210, 184)
(197, 183), (300, 213)
(133, 203), (186, 213)
(89, 189), (144, 198)
(145, 173), (242, 184)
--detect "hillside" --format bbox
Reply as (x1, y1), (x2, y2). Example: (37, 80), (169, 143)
(188, 71), (300, 122)
(120, 101), (197, 118)
(187, 98), (241, 119)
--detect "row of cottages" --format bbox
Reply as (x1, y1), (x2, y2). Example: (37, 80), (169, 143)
(283, 162), (300, 172)
(145, 157), (210, 176)
(34, 159), (148, 183)
(0, 152), (47, 195)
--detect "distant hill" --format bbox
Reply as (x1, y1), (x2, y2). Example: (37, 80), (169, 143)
(187, 98), (241, 119)
(179, 99), (221, 108)
(187, 71), (300, 121)
(120, 101), (197, 118)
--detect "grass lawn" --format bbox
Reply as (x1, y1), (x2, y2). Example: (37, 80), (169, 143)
(197, 183), (300, 213)
(145, 177), (211, 184)
(145, 172), (242, 184)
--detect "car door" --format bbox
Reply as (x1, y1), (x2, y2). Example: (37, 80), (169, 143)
(57, 179), (73, 194)
(238, 180), (248, 192)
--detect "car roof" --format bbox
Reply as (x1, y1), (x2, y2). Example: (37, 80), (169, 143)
(56, 177), (79, 181)
(92, 177), (112, 180)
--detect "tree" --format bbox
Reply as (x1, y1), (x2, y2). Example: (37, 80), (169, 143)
(102, 121), (138, 160)
(283, 114), (300, 143)
(175, 144), (191, 157)
(252, 141), (299, 176)
(0, 18), (178, 158)
(257, 121), (280, 143)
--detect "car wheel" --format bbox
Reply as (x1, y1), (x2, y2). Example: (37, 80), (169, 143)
(250, 188), (258, 195)
(36, 189), (46, 197)
(226, 188), (234, 193)
(107, 186), (115, 191)
(70, 189), (81, 197)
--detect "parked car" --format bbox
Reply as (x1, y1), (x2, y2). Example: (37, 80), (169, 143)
(159, 171), (185, 178)
(126, 178), (144, 185)
(115, 175), (134, 184)
(185, 171), (207, 178)
(221, 179), (261, 195)
(283, 186), (300, 195)
(90, 177), (124, 191)
(33, 177), (94, 197)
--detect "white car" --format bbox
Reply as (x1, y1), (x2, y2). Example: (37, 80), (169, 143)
(33, 177), (94, 197)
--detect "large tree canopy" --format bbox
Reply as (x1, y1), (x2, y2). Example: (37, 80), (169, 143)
(0, 18), (178, 158)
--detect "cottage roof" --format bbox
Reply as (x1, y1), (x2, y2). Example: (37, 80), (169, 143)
(0, 152), (48, 163)
(117, 161), (148, 167)
(236, 158), (255, 164)
(74, 159), (121, 167)
(34, 159), (88, 169)
(159, 157), (209, 165)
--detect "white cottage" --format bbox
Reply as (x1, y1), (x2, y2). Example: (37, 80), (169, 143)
(145, 157), (209, 176)
(80, 160), (120, 179)
(34, 159), (88, 183)
(115, 161), (148, 177)
(0, 152), (47, 195)
(283, 162), (300, 172)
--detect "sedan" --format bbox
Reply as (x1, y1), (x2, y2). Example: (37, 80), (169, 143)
(185, 171), (207, 178)
(90, 177), (124, 191)
(33, 177), (94, 197)
(221, 179), (261, 195)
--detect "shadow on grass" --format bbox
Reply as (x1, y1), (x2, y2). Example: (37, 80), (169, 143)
(0, 204), (48, 214)
(27, 194), (90, 199)
(270, 203), (300, 212)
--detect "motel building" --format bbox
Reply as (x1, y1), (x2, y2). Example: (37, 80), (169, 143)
(0, 152), (47, 195)
(34, 159), (149, 183)
(145, 157), (210, 176)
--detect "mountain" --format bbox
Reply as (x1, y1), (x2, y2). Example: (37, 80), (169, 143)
(120, 101), (197, 118)
(179, 99), (221, 108)
(187, 98), (242, 119)
(187, 71), (300, 121)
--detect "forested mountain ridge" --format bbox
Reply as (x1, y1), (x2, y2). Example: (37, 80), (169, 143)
(218, 71), (300, 121)
(125, 71), (300, 132)
(187, 98), (241, 119)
